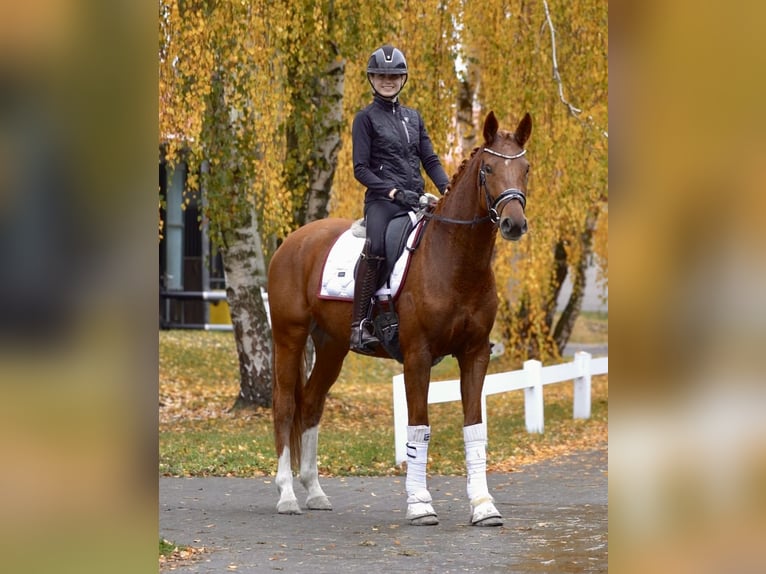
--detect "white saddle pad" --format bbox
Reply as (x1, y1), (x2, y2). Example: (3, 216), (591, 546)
(319, 221), (423, 301)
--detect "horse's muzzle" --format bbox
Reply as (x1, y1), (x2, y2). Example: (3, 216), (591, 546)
(499, 215), (528, 241)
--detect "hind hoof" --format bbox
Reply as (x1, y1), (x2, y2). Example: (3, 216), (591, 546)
(276, 499), (303, 515)
(306, 495), (332, 511)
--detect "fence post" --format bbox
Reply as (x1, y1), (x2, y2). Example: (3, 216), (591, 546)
(392, 374), (408, 464)
(523, 359), (544, 433)
(573, 351), (592, 419)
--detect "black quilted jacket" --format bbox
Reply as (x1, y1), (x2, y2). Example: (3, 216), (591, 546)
(352, 94), (449, 203)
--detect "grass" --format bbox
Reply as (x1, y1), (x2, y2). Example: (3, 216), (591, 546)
(159, 539), (180, 558)
(159, 312), (607, 478)
(159, 537), (207, 567)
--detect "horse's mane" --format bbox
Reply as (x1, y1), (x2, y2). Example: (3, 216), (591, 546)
(447, 147), (481, 189)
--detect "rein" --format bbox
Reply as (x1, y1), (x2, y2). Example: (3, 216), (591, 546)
(424, 147), (527, 226)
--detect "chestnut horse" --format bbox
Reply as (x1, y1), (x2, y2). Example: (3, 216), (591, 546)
(268, 111), (532, 526)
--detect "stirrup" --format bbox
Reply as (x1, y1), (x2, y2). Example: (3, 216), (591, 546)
(350, 321), (378, 355)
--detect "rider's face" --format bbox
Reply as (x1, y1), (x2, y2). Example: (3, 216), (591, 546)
(370, 73), (405, 98)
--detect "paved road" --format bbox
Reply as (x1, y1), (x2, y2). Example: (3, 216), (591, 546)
(160, 448), (607, 573)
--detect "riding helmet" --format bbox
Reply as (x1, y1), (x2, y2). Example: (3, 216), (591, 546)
(366, 45), (408, 75)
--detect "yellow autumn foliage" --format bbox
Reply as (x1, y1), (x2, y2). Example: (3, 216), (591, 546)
(160, 0), (607, 361)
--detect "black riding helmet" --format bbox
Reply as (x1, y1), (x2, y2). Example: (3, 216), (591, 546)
(366, 45), (408, 97)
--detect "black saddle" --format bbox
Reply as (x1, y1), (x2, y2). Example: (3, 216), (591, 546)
(349, 213), (414, 364)
(381, 213), (415, 286)
(353, 201), (443, 366)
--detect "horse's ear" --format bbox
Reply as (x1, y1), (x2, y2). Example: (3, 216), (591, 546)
(483, 111), (499, 146)
(514, 113), (532, 147)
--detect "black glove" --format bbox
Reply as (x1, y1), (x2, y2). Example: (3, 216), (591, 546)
(393, 189), (421, 210)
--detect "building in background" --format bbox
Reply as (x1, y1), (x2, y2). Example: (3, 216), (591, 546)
(159, 154), (231, 330)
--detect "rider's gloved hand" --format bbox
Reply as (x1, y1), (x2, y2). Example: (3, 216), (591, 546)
(393, 189), (421, 210)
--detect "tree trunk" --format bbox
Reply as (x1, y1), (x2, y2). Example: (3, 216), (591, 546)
(221, 209), (272, 409)
(223, 47), (345, 410)
(544, 240), (570, 331)
(304, 54), (345, 224)
(286, 46), (345, 227)
(552, 204), (601, 353)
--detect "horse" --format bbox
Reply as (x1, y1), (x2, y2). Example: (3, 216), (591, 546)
(267, 110), (532, 526)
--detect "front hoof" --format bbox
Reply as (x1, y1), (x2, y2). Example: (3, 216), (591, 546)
(306, 495), (332, 511)
(276, 499), (303, 515)
(470, 499), (502, 526)
(407, 501), (438, 526)
(473, 515), (503, 527)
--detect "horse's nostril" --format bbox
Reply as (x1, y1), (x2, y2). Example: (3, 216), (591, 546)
(500, 217), (527, 239)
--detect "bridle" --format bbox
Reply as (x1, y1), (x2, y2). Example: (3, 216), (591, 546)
(480, 147), (527, 222)
(425, 147), (528, 226)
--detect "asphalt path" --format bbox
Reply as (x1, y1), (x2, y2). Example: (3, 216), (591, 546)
(160, 447), (607, 573)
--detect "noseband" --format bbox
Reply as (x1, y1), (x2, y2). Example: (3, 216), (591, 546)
(426, 146), (527, 226)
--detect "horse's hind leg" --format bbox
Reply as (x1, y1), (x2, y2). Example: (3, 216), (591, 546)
(273, 335), (307, 515)
(299, 331), (348, 510)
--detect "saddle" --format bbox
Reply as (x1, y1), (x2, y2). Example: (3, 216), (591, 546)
(353, 192), (440, 291)
(362, 213), (417, 363)
(322, 213), (420, 362)
(319, 197), (438, 363)
(352, 212), (417, 291)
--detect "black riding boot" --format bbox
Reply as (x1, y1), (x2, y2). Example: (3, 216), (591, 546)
(350, 245), (384, 354)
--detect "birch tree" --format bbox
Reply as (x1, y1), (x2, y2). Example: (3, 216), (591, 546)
(160, 0), (608, 410)
(159, 0), (388, 406)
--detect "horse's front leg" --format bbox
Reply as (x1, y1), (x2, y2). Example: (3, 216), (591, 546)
(402, 352), (438, 526)
(458, 345), (503, 527)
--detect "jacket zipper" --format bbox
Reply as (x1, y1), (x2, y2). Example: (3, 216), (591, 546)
(392, 105), (411, 144)
(390, 101), (414, 189)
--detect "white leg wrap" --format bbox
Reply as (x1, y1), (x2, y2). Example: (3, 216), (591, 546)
(275, 447), (302, 514)
(405, 425), (437, 524)
(300, 427), (331, 510)
(464, 423), (502, 526)
(464, 423), (490, 503)
(405, 425), (431, 502)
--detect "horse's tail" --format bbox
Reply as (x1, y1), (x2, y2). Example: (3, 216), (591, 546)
(289, 354), (306, 471)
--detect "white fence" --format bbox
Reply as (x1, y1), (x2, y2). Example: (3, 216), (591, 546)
(392, 351), (608, 464)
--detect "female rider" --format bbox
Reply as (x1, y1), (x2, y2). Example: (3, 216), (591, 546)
(350, 45), (450, 353)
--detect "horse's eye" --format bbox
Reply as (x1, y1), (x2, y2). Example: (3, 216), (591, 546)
(484, 165), (493, 174)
